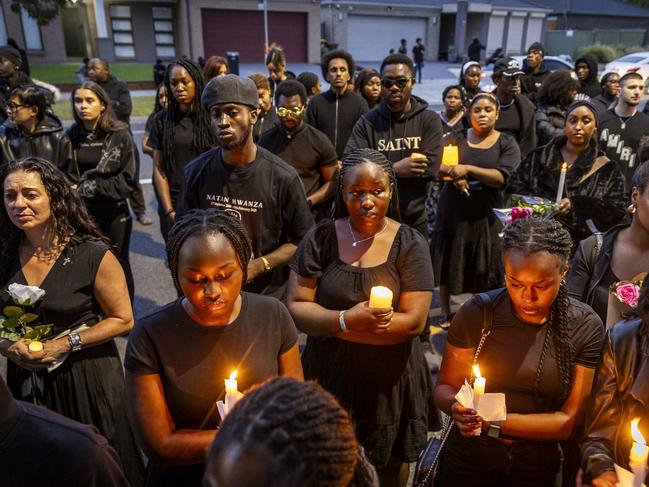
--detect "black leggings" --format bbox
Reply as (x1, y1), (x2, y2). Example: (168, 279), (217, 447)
(87, 199), (134, 300)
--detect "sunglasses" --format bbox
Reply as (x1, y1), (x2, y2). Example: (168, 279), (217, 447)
(276, 106), (304, 117)
(380, 77), (411, 89)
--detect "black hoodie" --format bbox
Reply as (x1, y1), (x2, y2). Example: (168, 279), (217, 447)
(575, 55), (601, 99)
(0, 113), (78, 181)
(305, 88), (368, 159)
(521, 60), (550, 104)
(96, 74), (132, 125)
(345, 95), (443, 234)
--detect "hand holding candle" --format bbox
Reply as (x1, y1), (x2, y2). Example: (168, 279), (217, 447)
(555, 162), (568, 205)
(442, 145), (459, 182)
(224, 370), (242, 413)
(369, 286), (393, 308)
(630, 418), (648, 487)
(472, 364), (486, 435)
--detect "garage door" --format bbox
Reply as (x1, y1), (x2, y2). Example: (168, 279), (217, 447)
(487, 12), (506, 55)
(506, 14), (525, 54)
(525, 16), (544, 51)
(201, 9), (307, 63)
(347, 15), (427, 62)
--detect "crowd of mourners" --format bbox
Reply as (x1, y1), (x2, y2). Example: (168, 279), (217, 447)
(0, 37), (648, 487)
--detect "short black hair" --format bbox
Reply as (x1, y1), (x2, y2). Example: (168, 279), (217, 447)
(380, 53), (414, 77)
(297, 72), (319, 93)
(274, 79), (307, 105)
(442, 84), (468, 105)
(10, 85), (49, 122)
(320, 50), (355, 79)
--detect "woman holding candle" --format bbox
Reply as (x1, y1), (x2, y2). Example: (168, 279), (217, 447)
(434, 217), (604, 486)
(287, 148), (435, 487)
(0, 157), (144, 485)
(125, 209), (303, 487)
(431, 93), (521, 327)
(507, 100), (627, 247)
(580, 273), (649, 487)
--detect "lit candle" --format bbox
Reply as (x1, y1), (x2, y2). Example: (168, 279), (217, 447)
(630, 418), (648, 487)
(473, 364), (486, 395)
(28, 341), (43, 353)
(555, 162), (568, 205)
(369, 286), (393, 308)
(224, 370), (239, 412)
(442, 145), (459, 181)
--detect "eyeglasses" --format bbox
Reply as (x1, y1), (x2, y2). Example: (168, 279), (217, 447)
(276, 106), (304, 117)
(5, 104), (28, 113)
(380, 77), (411, 89)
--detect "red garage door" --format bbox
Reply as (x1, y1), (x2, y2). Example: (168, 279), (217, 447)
(201, 9), (307, 63)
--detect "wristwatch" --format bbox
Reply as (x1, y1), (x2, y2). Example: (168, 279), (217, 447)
(68, 332), (82, 352)
(486, 422), (502, 439)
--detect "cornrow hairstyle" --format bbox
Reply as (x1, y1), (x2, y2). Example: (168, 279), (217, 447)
(162, 58), (216, 178)
(166, 209), (252, 293)
(320, 50), (355, 79)
(274, 79), (307, 105)
(380, 53), (414, 77)
(442, 84), (469, 106)
(502, 217), (574, 410)
(0, 157), (106, 270)
(333, 148), (401, 221)
(249, 72), (270, 91)
(207, 377), (358, 487)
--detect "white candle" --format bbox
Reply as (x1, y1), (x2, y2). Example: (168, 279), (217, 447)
(369, 286), (393, 308)
(224, 370), (239, 412)
(630, 418), (648, 487)
(473, 364), (486, 395)
(555, 162), (568, 205)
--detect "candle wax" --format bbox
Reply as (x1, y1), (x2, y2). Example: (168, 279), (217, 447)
(369, 286), (393, 308)
(442, 145), (459, 166)
(473, 377), (486, 395)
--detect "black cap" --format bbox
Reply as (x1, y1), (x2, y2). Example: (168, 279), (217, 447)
(527, 42), (544, 55)
(493, 57), (524, 77)
(0, 46), (21, 67)
(201, 74), (259, 110)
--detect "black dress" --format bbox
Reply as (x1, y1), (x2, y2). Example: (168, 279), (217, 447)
(0, 240), (145, 486)
(289, 219), (436, 467)
(431, 131), (521, 295)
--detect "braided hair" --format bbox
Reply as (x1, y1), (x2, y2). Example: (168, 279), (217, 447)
(161, 58), (216, 177)
(502, 217), (574, 409)
(333, 148), (401, 221)
(207, 377), (359, 487)
(166, 209), (252, 293)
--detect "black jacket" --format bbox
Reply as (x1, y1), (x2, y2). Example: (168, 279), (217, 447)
(575, 55), (601, 99)
(345, 95), (442, 233)
(96, 75), (132, 125)
(535, 104), (565, 147)
(305, 88), (368, 159)
(521, 61), (551, 104)
(591, 94), (616, 117)
(507, 135), (627, 245)
(567, 224), (628, 323)
(0, 72), (33, 124)
(0, 113), (77, 181)
(494, 93), (537, 159)
(581, 318), (649, 484)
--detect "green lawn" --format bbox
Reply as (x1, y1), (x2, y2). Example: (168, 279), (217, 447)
(32, 63), (153, 84)
(53, 95), (156, 121)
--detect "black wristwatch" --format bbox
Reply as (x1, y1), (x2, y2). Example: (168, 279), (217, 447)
(486, 422), (502, 439)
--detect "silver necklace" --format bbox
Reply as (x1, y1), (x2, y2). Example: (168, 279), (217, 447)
(347, 217), (388, 247)
(615, 108), (635, 130)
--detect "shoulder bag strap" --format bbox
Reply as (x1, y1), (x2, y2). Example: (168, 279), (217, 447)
(473, 292), (494, 365)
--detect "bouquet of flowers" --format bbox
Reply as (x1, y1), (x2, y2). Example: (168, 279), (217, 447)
(494, 195), (557, 226)
(0, 283), (52, 349)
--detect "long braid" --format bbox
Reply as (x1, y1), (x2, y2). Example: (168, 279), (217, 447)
(333, 148), (401, 221)
(209, 377), (358, 487)
(166, 209), (252, 293)
(502, 217), (574, 409)
(162, 58), (216, 177)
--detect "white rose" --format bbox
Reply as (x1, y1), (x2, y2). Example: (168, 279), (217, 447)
(7, 283), (46, 306)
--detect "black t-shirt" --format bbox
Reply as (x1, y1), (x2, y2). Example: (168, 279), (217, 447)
(496, 102), (522, 141)
(598, 109), (649, 189)
(0, 400), (129, 486)
(124, 293), (298, 486)
(259, 123), (337, 197)
(177, 146), (315, 297)
(149, 109), (202, 201)
(412, 45), (425, 63)
(67, 127), (105, 175)
(447, 288), (604, 413)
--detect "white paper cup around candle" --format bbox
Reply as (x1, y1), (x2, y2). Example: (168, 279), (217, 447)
(369, 286), (393, 308)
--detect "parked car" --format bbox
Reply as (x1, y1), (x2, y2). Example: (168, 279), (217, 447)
(604, 52), (649, 94)
(479, 55), (575, 92)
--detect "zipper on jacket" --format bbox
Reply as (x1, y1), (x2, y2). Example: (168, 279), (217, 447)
(334, 93), (339, 151)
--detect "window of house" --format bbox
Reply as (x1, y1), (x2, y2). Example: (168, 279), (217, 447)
(152, 7), (175, 58)
(20, 8), (42, 51)
(110, 5), (135, 58)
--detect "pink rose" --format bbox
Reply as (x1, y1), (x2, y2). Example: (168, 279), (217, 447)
(615, 283), (640, 308)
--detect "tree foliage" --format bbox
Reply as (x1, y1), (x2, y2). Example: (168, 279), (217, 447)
(9, 0), (69, 26)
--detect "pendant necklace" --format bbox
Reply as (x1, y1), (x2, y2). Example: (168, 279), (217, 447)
(347, 218), (388, 247)
(616, 111), (635, 130)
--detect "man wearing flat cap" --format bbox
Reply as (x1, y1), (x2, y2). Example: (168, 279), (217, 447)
(0, 46), (33, 123)
(492, 57), (537, 158)
(177, 74), (314, 298)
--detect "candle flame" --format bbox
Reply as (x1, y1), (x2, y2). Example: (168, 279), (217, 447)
(561, 162), (568, 170)
(473, 364), (482, 379)
(229, 370), (237, 381)
(631, 418), (646, 445)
